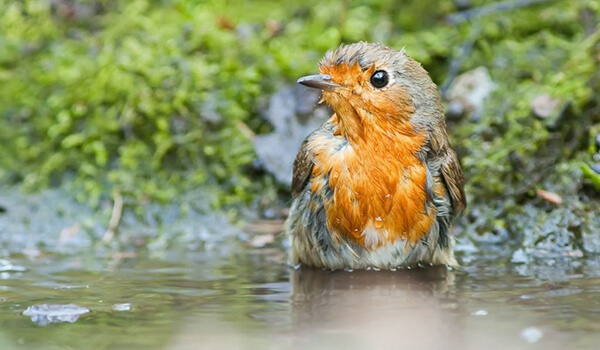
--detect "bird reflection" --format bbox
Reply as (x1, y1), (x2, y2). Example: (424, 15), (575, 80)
(290, 267), (464, 349)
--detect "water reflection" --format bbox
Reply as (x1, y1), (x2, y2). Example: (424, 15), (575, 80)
(289, 267), (463, 349)
(0, 248), (599, 349)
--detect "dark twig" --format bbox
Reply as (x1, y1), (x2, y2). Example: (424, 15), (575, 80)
(578, 7), (598, 38)
(339, 0), (348, 40)
(440, 24), (481, 99)
(446, 0), (557, 24)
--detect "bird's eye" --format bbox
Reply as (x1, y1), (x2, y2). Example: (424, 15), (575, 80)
(370, 70), (389, 89)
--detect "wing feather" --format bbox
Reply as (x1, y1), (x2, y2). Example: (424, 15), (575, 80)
(439, 147), (466, 214)
(291, 137), (314, 197)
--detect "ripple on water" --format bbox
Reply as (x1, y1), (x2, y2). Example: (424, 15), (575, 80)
(0, 259), (27, 272)
(112, 303), (132, 312)
(520, 327), (544, 343)
(22, 304), (90, 326)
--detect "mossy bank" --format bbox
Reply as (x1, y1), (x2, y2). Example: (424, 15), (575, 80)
(0, 0), (598, 255)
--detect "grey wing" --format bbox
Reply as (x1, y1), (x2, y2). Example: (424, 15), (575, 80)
(439, 147), (466, 215)
(425, 146), (465, 249)
(291, 136), (314, 197)
(426, 124), (466, 216)
(291, 121), (336, 197)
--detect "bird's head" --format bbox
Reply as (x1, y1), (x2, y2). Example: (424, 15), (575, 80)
(298, 42), (443, 141)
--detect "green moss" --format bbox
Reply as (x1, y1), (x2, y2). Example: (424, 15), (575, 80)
(0, 0), (460, 207)
(0, 0), (598, 241)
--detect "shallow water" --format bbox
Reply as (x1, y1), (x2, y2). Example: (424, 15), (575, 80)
(1, 243), (599, 350)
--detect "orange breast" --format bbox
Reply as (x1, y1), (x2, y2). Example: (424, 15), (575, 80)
(309, 117), (436, 248)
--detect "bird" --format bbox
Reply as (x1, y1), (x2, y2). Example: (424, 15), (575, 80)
(285, 42), (466, 270)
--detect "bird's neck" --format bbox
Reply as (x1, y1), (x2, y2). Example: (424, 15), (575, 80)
(334, 109), (420, 149)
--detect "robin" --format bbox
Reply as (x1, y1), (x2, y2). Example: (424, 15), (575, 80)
(285, 42), (466, 270)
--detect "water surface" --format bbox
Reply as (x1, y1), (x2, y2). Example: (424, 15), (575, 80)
(1, 243), (599, 349)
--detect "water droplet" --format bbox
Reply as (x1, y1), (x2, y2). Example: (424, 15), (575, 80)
(372, 267), (381, 271)
(344, 268), (354, 272)
(471, 310), (488, 316)
(385, 193), (391, 198)
(373, 216), (384, 228)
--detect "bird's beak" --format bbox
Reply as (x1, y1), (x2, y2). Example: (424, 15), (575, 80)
(297, 74), (341, 91)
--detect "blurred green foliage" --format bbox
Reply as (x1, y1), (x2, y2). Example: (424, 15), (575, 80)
(0, 0), (598, 224)
(0, 0), (458, 208)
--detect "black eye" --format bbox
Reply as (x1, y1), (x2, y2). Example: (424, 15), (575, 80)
(370, 70), (389, 89)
